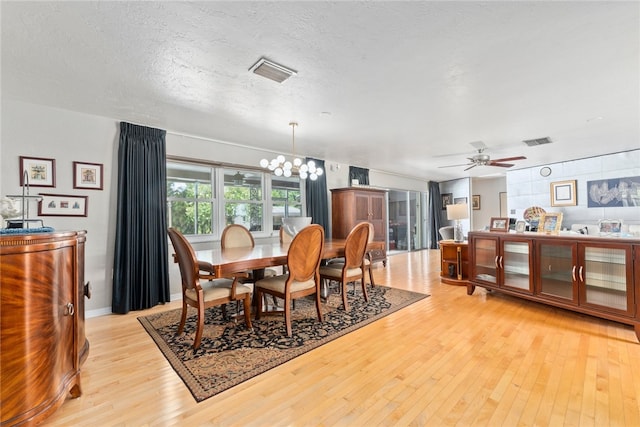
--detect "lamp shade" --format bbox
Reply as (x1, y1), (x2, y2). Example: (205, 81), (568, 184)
(447, 203), (469, 220)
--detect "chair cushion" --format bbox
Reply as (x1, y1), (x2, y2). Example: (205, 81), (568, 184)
(319, 264), (364, 279)
(185, 278), (252, 302)
(256, 274), (316, 293)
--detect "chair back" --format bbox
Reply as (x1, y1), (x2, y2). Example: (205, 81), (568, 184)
(344, 222), (371, 269)
(439, 226), (454, 240)
(221, 224), (255, 249)
(279, 225), (294, 244)
(286, 224), (325, 283)
(167, 227), (199, 292)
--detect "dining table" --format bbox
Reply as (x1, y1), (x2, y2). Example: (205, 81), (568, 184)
(194, 238), (384, 300)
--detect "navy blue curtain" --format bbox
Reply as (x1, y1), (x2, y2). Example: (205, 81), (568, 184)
(305, 158), (329, 235)
(428, 181), (443, 249)
(349, 166), (369, 185)
(112, 122), (170, 313)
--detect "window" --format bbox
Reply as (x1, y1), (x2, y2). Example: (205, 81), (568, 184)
(167, 160), (304, 237)
(271, 175), (303, 231)
(167, 163), (214, 235)
(223, 169), (264, 232)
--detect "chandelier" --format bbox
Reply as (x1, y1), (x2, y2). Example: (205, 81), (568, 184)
(259, 122), (323, 180)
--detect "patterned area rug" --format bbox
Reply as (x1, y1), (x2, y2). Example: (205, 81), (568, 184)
(138, 285), (428, 402)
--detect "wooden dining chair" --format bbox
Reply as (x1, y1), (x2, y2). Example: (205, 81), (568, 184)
(319, 221), (371, 311)
(221, 224), (279, 279)
(327, 222), (376, 287)
(168, 227), (253, 350)
(254, 224), (325, 337)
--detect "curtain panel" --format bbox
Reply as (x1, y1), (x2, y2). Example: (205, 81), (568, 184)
(112, 122), (170, 314)
(304, 158), (329, 235)
(428, 181), (443, 249)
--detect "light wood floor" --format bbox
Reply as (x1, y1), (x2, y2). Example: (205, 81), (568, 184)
(45, 249), (640, 426)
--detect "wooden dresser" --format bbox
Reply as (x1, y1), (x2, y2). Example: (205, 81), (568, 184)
(1, 231), (89, 426)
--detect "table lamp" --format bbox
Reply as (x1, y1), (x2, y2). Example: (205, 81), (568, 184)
(446, 203), (469, 242)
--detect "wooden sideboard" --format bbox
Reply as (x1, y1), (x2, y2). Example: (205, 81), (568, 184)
(1, 231), (89, 426)
(468, 230), (640, 341)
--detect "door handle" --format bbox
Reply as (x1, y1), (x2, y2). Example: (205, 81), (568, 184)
(579, 266), (584, 282)
(572, 266), (577, 282)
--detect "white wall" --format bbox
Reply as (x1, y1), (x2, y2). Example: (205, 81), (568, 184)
(507, 150), (640, 230)
(1, 100), (429, 316)
(470, 177), (507, 231)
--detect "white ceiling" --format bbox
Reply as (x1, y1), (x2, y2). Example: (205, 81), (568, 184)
(2, 1), (638, 181)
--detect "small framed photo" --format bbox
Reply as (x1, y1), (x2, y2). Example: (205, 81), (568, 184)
(472, 195), (481, 210)
(515, 220), (526, 233)
(20, 156), (56, 187)
(490, 217), (509, 232)
(441, 193), (452, 210)
(598, 219), (622, 234)
(73, 161), (104, 190)
(38, 194), (88, 217)
(454, 197), (468, 205)
(550, 180), (577, 207)
(538, 212), (563, 234)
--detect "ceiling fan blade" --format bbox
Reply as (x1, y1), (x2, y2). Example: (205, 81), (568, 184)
(488, 162), (515, 168)
(464, 163), (478, 171)
(438, 163), (473, 169)
(490, 156), (526, 163)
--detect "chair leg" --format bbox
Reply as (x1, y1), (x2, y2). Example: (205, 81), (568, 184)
(193, 304), (205, 350)
(361, 276), (369, 302)
(242, 295), (253, 329)
(177, 300), (188, 335)
(284, 295), (293, 337)
(368, 266), (375, 287)
(342, 280), (349, 311)
(314, 292), (323, 323)
(255, 288), (263, 320)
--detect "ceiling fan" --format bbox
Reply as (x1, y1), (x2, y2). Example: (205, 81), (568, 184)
(439, 142), (526, 171)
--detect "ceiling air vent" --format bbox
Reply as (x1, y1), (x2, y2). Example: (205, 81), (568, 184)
(523, 137), (552, 147)
(249, 58), (297, 83)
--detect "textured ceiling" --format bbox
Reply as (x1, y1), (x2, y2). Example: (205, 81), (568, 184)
(2, 1), (638, 181)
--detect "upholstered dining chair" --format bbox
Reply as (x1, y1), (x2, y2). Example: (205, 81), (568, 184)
(254, 224), (325, 337)
(319, 221), (371, 311)
(327, 222), (376, 287)
(221, 224), (278, 279)
(168, 227), (252, 350)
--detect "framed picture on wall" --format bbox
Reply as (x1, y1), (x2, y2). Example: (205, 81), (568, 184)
(454, 197), (467, 205)
(73, 161), (104, 190)
(441, 193), (452, 210)
(38, 194), (88, 217)
(472, 195), (480, 210)
(550, 180), (576, 206)
(20, 156), (56, 187)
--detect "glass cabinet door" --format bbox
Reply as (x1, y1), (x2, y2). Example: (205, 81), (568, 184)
(501, 240), (532, 293)
(471, 237), (498, 284)
(538, 242), (577, 303)
(580, 245), (632, 314)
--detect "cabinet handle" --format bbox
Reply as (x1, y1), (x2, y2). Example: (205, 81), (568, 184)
(65, 302), (75, 316)
(494, 256), (499, 269)
(499, 256), (503, 269)
(572, 266), (577, 282)
(579, 266), (584, 282)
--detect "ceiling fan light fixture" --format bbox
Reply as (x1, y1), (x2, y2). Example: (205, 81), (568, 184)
(249, 57), (297, 83)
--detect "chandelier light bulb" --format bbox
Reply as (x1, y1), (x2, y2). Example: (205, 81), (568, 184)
(259, 122), (323, 180)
